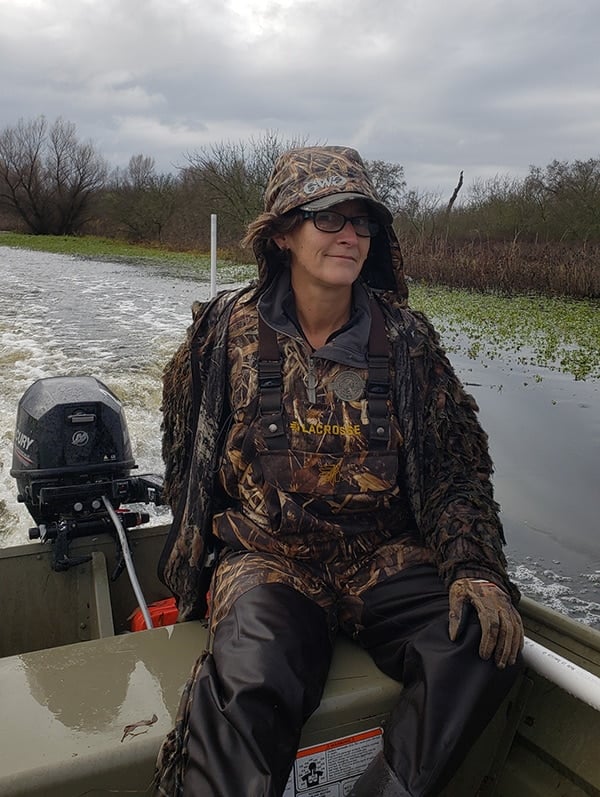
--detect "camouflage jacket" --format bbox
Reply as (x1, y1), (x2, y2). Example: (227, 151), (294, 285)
(158, 283), (519, 621)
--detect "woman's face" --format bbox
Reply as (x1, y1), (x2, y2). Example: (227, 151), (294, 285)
(274, 200), (372, 292)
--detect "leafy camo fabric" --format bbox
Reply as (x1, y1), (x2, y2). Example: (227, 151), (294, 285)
(159, 284), (519, 622)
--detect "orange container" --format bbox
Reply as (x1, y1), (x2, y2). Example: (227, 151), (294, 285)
(130, 597), (179, 631)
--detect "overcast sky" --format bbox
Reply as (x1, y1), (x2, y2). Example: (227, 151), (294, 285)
(1, 0), (598, 198)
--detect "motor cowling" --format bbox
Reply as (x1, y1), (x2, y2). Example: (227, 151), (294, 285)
(11, 376), (137, 525)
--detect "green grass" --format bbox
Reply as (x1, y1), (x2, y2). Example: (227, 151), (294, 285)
(0, 231), (184, 259)
(2, 232), (599, 380)
(0, 231), (257, 282)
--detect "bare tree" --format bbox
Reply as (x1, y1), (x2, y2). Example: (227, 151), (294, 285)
(525, 158), (600, 240)
(364, 159), (406, 216)
(124, 154), (156, 190)
(181, 131), (310, 244)
(181, 134), (411, 246)
(0, 116), (108, 234)
(462, 174), (532, 240)
(106, 154), (178, 243)
(396, 187), (442, 241)
(445, 170), (464, 218)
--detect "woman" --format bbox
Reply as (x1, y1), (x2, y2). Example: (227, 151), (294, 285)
(155, 146), (523, 796)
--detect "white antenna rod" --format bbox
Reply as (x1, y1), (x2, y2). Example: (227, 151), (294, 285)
(210, 213), (217, 298)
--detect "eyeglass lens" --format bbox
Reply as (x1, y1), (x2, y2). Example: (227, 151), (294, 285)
(310, 211), (379, 237)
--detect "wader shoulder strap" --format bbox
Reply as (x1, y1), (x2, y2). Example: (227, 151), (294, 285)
(257, 314), (287, 450)
(258, 301), (392, 450)
(367, 299), (391, 448)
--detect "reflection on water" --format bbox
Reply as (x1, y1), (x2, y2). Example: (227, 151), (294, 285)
(0, 247), (599, 627)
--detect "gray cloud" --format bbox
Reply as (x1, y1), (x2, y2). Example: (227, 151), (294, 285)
(1, 0), (598, 196)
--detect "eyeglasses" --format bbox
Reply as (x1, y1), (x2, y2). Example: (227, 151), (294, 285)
(302, 210), (379, 238)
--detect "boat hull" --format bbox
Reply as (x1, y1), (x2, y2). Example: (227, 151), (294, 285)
(0, 525), (599, 796)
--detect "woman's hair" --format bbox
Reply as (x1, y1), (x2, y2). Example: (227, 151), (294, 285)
(241, 208), (304, 261)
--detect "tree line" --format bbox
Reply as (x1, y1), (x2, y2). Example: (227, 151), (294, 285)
(1, 116), (599, 297)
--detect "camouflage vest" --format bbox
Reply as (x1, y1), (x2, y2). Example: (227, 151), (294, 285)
(212, 298), (417, 558)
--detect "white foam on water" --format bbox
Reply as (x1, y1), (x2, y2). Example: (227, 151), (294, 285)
(512, 563), (600, 627)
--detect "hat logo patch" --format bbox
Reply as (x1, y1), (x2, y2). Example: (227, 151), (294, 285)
(303, 175), (348, 195)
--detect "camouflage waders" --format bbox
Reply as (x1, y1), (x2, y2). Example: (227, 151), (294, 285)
(176, 297), (522, 796)
(182, 566), (521, 797)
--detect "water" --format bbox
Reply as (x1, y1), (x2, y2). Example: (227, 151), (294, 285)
(0, 248), (218, 537)
(1, 247), (599, 628)
(452, 353), (600, 626)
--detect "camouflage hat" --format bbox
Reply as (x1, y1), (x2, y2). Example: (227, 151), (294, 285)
(264, 146), (393, 225)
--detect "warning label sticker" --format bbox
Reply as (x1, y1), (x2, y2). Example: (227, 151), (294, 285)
(283, 727), (383, 796)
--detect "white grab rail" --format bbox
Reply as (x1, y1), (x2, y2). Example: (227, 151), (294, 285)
(523, 636), (600, 711)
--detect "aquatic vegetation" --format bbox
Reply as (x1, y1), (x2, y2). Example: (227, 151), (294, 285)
(409, 283), (600, 380)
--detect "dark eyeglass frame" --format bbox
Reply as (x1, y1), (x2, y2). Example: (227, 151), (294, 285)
(301, 210), (379, 238)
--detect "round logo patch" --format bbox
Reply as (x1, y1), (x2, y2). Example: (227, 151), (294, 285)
(331, 371), (365, 401)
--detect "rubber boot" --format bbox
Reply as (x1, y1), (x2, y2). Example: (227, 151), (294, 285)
(349, 752), (410, 796)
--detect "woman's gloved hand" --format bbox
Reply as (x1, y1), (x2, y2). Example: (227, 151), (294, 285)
(448, 578), (524, 669)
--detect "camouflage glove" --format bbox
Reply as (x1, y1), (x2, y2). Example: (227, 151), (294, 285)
(448, 578), (524, 669)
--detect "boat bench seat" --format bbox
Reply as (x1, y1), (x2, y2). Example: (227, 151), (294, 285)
(0, 621), (404, 797)
(0, 619), (527, 797)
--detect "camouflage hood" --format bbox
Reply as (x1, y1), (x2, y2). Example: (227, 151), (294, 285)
(253, 146), (408, 301)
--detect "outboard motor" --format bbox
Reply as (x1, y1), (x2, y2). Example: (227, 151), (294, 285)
(11, 376), (163, 574)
